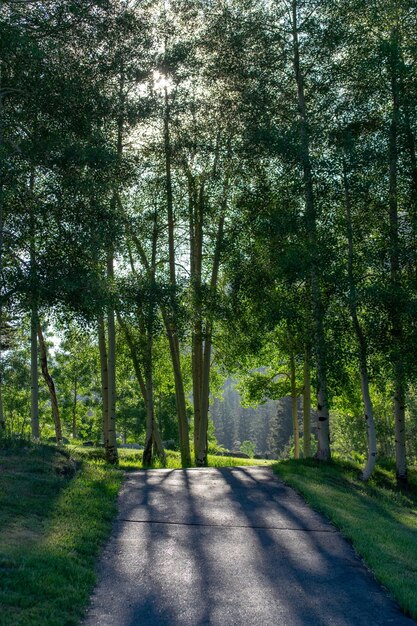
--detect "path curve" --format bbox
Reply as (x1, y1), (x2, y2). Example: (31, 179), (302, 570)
(84, 466), (415, 626)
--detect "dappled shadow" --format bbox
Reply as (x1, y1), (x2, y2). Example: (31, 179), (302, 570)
(84, 466), (416, 626)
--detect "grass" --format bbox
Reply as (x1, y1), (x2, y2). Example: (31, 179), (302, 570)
(0, 442), (123, 626)
(0, 441), (269, 625)
(3, 442), (416, 622)
(273, 458), (417, 620)
(69, 445), (272, 471)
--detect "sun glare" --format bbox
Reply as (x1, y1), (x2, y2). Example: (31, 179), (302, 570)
(153, 70), (174, 94)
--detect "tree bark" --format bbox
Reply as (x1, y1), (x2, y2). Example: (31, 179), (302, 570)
(98, 316), (109, 449)
(144, 213), (166, 466)
(30, 302), (39, 440)
(189, 177), (204, 459)
(29, 171), (39, 440)
(196, 213), (225, 467)
(0, 66), (5, 432)
(290, 349), (300, 459)
(291, 0), (330, 460)
(37, 324), (62, 444)
(106, 247), (119, 464)
(72, 378), (77, 439)
(303, 346), (311, 457)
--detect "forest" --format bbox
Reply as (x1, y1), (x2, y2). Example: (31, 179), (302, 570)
(1, 0), (417, 486)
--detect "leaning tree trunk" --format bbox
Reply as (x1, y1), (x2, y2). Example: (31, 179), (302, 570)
(343, 161), (377, 480)
(98, 316), (109, 449)
(388, 30), (407, 487)
(291, 0), (330, 460)
(37, 324), (63, 444)
(303, 346), (311, 457)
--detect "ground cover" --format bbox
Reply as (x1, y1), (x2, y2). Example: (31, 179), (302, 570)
(0, 441), (122, 626)
(0, 441), (270, 625)
(273, 459), (417, 621)
(69, 445), (272, 470)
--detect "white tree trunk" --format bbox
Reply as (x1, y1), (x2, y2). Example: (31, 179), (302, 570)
(303, 347), (311, 457)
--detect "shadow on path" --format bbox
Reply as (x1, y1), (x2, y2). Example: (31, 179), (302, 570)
(84, 466), (415, 626)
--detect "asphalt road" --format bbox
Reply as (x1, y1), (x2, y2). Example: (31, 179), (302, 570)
(84, 466), (415, 626)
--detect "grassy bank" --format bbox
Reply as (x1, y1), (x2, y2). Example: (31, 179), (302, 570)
(0, 442), (269, 625)
(0, 442), (123, 626)
(273, 459), (417, 620)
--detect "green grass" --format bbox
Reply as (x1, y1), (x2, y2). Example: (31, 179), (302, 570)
(0, 443), (123, 626)
(273, 458), (417, 620)
(0, 442), (269, 625)
(69, 445), (272, 471)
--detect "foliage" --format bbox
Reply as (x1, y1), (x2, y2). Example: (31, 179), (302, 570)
(240, 440), (256, 458)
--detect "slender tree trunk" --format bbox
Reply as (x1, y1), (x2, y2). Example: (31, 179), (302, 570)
(163, 87), (191, 466)
(117, 313), (147, 402)
(72, 378), (77, 439)
(103, 64), (125, 465)
(0, 379), (4, 432)
(0, 66), (4, 432)
(30, 302), (39, 440)
(98, 316), (109, 448)
(343, 161), (377, 480)
(106, 248), (118, 464)
(142, 212), (166, 466)
(37, 324), (62, 444)
(290, 349), (300, 459)
(196, 213), (225, 467)
(189, 178), (204, 459)
(121, 196), (190, 465)
(303, 346), (311, 457)
(291, 0), (330, 460)
(388, 31), (407, 486)
(29, 171), (39, 440)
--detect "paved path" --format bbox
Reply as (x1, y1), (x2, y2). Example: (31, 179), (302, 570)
(84, 466), (415, 626)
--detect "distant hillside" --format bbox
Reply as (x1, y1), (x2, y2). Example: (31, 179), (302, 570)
(209, 378), (303, 458)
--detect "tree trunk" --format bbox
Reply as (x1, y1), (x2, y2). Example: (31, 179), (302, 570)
(196, 213), (225, 467)
(0, 69), (4, 432)
(290, 349), (300, 459)
(37, 323), (62, 444)
(142, 212), (166, 466)
(106, 248), (119, 464)
(98, 316), (109, 448)
(163, 87), (191, 467)
(72, 378), (77, 439)
(0, 379), (4, 432)
(189, 178), (204, 460)
(30, 304), (39, 440)
(303, 346), (311, 457)
(29, 169), (39, 441)
(291, 0), (330, 460)
(388, 30), (407, 486)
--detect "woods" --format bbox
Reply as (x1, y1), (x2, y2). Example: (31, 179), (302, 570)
(1, 0), (417, 484)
